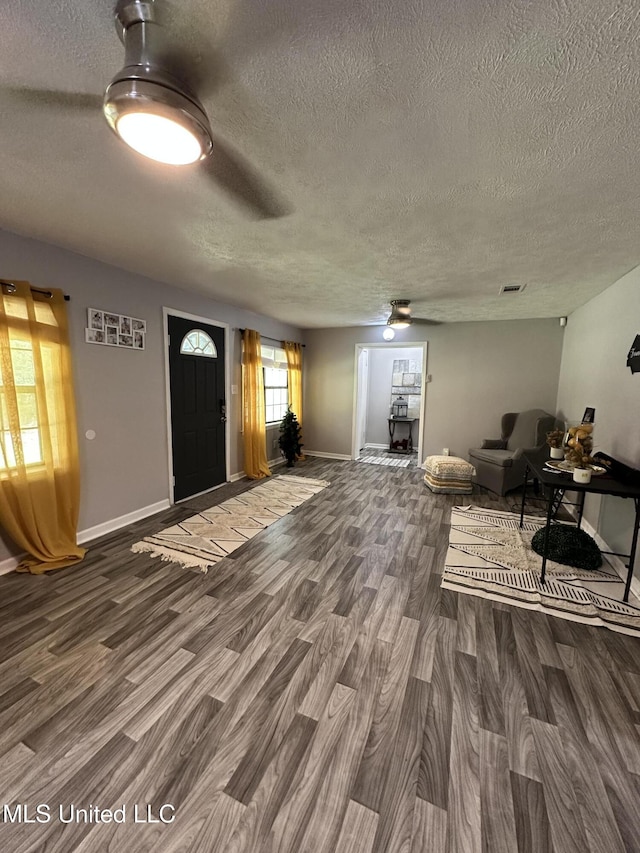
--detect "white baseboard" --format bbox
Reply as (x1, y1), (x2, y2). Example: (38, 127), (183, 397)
(268, 457), (286, 469)
(0, 554), (20, 575)
(304, 451), (352, 461)
(0, 498), (172, 574)
(363, 443), (388, 450)
(78, 499), (171, 545)
(229, 471), (246, 483)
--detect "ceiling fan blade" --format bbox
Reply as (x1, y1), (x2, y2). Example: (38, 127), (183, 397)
(162, 46), (228, 98)
(201, 139), (291, 219)
(158, 2), (228, 97)
(0, 85), (102, 110)
(412, 317), (442, 326)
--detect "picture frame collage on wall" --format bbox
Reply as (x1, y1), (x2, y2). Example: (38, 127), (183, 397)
(85, 308), (146, 350)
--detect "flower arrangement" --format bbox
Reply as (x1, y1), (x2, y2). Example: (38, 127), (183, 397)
(545, 429), (564, 449)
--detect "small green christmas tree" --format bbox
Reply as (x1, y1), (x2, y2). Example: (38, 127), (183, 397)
(278, 407), (303, 467)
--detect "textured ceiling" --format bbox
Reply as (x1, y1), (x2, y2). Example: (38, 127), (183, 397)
(0, 0), (639, 328)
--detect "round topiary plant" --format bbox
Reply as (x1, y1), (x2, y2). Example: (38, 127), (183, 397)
(531, 525), (602, 570)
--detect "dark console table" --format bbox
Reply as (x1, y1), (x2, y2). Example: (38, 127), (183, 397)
(387, 417), (417, 454)
(519, 450), (640, 602)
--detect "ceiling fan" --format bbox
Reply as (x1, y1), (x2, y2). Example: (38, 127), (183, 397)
(3, 0), (289, 219)
(386, 300), (441, 328)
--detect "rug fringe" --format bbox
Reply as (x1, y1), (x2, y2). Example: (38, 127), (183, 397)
(131, 541), (211, 572)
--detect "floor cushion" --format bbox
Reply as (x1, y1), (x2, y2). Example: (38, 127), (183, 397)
(424, 455), (475, 494)
(531, 524), (602, 570)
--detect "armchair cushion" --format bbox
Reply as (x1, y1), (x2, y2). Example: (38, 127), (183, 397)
(467, 448), (514, 468)
(480, 439), (507, 450)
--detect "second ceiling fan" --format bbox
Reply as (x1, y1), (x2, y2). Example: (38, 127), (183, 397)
(387, 300), (441, 328)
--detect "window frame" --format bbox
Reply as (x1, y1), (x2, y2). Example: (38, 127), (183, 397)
(0, 299), (64, 475)
(179, 329), (218, 358)
(0, 340), (45, 471)
(261, 344), (289, 426)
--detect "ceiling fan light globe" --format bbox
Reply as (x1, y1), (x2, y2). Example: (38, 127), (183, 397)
(116, 112), (202, 164)
(103, 78), (213, 166)
(387, 317), (412, 329)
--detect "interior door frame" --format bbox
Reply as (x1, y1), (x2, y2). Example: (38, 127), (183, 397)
(354, 347), (369, 457)
(351, 341), (428, 463)
(163, 307), (231, 504)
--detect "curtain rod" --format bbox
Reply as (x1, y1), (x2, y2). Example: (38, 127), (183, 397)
(1, 279), (71, 301)
(238, 328), (305, 347)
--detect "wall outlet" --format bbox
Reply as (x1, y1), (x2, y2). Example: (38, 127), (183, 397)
(442, 447), (450, 456)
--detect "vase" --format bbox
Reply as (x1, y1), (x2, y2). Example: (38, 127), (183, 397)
(549, 446), (564, 459)
(573, 467), (592, 484)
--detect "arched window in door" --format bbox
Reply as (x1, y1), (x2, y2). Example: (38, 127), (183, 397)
(180, 329), (218, 357)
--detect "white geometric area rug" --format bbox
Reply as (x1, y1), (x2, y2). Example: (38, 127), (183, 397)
(357, 455), (412, 468)
(131, 475), (329, 572)
(443, 506), (640, 636)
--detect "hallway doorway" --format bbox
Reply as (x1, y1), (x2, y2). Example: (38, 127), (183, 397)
(352, 342), (428, 465)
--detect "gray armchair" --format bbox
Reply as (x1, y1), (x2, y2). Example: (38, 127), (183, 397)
(468, 409), (556, 496)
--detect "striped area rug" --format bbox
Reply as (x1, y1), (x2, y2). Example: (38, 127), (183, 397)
(131, 475), (329, 572)
(443, 506), (640, 636)
(357, 454), (413, 468)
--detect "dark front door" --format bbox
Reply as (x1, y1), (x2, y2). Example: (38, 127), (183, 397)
(168, 315), (226, 501)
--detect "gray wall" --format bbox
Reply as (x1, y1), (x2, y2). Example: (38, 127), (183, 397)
(304, 319), (564, 461)
(365, 346), (423, 447)
(556, 265), (640, 564)
(0, 229), (302, 560)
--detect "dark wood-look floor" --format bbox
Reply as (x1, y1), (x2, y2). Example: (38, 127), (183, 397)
(1, 458), (639, 853)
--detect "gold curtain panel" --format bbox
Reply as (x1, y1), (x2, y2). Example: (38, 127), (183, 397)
(0, 280), (85, 572)
(242, 329), (271, 480)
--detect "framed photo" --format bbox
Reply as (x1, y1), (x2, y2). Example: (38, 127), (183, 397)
(88, 308), (104, 330)
(85, 328), (105, 344)
(105, 326), (119, 346)
(133, 331), (145, 349)
(119, 333), (133, 347)
(104, 312), (119, 327)
(132, 318), (146, 332)
(581, 407), (595, 424)
(120, 316), (132, 335)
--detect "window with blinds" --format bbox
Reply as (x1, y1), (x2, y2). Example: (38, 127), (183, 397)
(260, 344), (289, 425)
